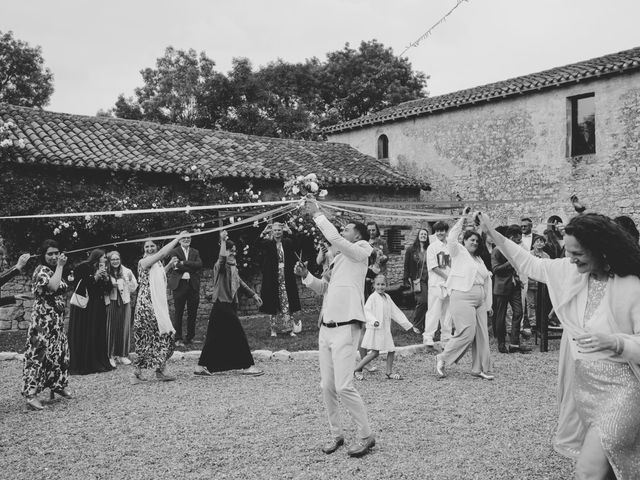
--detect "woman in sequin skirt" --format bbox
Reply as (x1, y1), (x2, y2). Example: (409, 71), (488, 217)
(480, 212), (640, 480)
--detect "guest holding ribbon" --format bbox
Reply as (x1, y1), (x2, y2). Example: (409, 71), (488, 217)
(131, 233), (187, 384)
(22, 240), (71, 411)
(105, 251), (138, 367)
(0, 251), (31, 306)
(68, 249), (113, 375)
(435, 209), (494, 380)
(194, 230), (264, 376)
(479, 211), (640, 479)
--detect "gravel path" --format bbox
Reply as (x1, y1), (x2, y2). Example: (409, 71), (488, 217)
(0, 345), (573, 479)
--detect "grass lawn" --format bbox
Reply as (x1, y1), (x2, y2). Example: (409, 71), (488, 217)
(0, 336), (573, 480)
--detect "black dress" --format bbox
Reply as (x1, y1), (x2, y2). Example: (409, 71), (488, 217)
(198, 256), (255, 372)
(68, 262), (113, 375)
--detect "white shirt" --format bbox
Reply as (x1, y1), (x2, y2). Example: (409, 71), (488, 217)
(181, 247), (191, 280)
(521, 233), (533, 251)
(426, 238), (450, 287)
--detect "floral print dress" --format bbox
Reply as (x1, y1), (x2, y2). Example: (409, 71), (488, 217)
(22, 265), (69, 397)
(269, 243), (294, 333)
(133, 263), (174, 369)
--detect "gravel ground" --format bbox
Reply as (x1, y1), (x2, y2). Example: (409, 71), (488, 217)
(0, 342), (573, 480)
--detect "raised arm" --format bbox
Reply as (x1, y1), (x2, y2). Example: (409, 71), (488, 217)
(447, 217), (465, 257)
(314, 214), (371, 262)
(139, 232), (188, 270)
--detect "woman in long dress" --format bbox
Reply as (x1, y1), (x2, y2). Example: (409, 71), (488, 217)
(131, 233), (185, 384)
(479, 212), (640, 479)
(68, 249), (113, 375)
(259, 222), (301, 337)
(105, 250), (138, 366)
(22, 240), (71, 410)
(195, 230), (264, 376)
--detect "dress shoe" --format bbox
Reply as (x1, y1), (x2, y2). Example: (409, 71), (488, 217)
(472, 371), (495, 381)
(423, 336), (435, 347)
(508, 345), (531, 354)
(347, 435), (376, 458)
(26, 396), (44, 411)
(435, 356), (446, 378)
(321, 436), (344, 454)
(498, 343), (508, 354)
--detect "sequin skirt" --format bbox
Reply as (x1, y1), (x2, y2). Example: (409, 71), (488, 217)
(574, 360), (640, 479)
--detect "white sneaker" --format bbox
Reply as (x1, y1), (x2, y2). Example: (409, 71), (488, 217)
(109, 357), (117, 368)
(119, 357), (132, 365)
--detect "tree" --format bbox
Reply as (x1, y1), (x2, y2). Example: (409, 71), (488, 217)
(0, 30), (54, 107)
(320, 40), (427, 122)
(111, 40), (428, 138)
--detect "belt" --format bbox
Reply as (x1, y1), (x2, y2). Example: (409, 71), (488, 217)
(321, 320), (360, 328)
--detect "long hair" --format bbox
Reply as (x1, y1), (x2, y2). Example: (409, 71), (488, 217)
(614, 215), (640, 243)
(366, 221), (381, 238)
(564, 213), (640, 278)
(85, 249), (105, 269)
(462, 230), (482, 257)
(38, 239), (60, 265)
(412, 228), (430, 251)
(106, 250), (123, 278)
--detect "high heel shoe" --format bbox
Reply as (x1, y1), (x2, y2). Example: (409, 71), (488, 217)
(26, 396), (44, 411)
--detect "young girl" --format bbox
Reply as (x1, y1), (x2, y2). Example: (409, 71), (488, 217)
(354, 274), (414, 380)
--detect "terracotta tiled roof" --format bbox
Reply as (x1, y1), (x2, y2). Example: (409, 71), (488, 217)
(325, 46), (640, 134)
(0, 103), (429, 189)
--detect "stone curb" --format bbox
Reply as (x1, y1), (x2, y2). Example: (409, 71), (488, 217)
(0, 343), (433, 363)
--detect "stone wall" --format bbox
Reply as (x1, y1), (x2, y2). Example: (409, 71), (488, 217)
(328, 73), (640, 227)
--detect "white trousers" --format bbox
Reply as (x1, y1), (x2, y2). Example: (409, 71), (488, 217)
(423, 286), (452, 341)
(319, 323), (371, 439)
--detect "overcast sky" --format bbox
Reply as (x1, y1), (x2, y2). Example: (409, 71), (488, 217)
(4, 0), (640, 116)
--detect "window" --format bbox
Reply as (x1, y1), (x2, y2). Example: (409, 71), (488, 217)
(385, 226), (405, 254)
(569, 93), (595, 156)
(377, 134), (389, 159)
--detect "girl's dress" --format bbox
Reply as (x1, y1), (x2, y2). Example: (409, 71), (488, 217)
(361, 291), (413, 352)
(68, 262), (113, 375)
(22, 265), (70, 397)
(133, 261), (175, 369)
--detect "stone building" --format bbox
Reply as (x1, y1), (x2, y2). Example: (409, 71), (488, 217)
(326, 46), (640, 226)
(0, 104), (429, 331)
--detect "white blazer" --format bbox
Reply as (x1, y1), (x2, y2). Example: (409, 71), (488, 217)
(444, 218), (492, 309)
(303, 215), (373, 325)
(104, 266), (138, 305)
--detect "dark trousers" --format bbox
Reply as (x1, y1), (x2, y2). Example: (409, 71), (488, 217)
(411, 281), (429, 332)
(173, 279), (199, 341)
(492, 289), (523, 346)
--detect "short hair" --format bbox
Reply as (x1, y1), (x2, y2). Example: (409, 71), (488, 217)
(547, 215), (563, 225)
(38, 239), (60, 265)
(432, 221), (449, 232)
(352, 222), (370, 242)
(521, 217), (533, 223)
(495, 225), (508, 236)
(614, 216), (639, 243)
(506, 225), (522, 239)
(462, 230), (482, 257)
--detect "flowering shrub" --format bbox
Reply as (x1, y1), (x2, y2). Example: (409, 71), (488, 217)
(0, 121), (26, 149)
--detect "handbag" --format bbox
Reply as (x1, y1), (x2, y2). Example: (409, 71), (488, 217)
(70, 279), (88, 309)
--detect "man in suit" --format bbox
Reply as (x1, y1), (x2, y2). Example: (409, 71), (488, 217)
(167, 235), (202, 346)
(294, 198), (375, 458)
(491, 225), (529, 354)
(520, 217), (544, 336)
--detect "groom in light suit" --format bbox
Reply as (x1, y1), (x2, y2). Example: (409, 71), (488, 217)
(294, 197), (376, 458)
